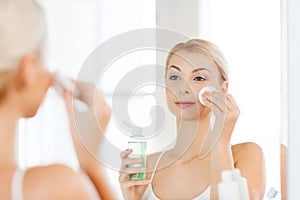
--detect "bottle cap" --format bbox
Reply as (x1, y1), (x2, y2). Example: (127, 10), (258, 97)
(132, 126), (143, 137)
(221, 170), (233, 181)
(123, 121), (143, 138)
(232, 168), (241, 180)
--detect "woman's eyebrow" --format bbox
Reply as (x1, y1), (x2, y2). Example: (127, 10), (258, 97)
(167, 65), (210, 73)
(168, 65), (181, 71)
(192, 67), (211, 73)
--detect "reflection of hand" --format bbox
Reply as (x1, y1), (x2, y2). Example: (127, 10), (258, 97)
(63, 81), (116, 200)
(74, 82), (111, 132)
(119, 149), (151, 200)
(203, 91), (240, 145)
(63, 81), (111, 169)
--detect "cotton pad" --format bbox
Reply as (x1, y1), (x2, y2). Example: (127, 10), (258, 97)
(53, 72), (88, 112)
(198, 86), (217, 106)
(53, 72), (77, 96)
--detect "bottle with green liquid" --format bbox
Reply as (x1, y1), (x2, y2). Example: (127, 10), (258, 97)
(128, 126), (147, 180)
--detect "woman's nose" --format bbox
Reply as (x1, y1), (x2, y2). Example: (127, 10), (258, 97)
(178, 82), (191, 95)
(179, 89), (190, 94)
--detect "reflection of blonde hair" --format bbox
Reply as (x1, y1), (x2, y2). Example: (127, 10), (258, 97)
(166, 39), (229, 81)
(0, 0), (46, 97)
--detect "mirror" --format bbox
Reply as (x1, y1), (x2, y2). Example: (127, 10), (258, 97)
(19, 0), (284, 199)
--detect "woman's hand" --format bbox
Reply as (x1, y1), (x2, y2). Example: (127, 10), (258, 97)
(202, 91), (240, 199)
(203, 91), (240, 145)
(119, 149), (151, 200)
(73, 81), (111, 132)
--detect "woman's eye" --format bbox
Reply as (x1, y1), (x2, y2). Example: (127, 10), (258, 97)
(193, 76), (206, 81)
(169, 75), (181, 81)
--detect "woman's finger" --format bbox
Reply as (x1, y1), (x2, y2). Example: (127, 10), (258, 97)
(120, 158), (143, 171)
(204, 92), (239, 113)
(121, 158), (143, 169)
(120, 149), (133, 160)
(225, 94), (238, 108)
(225, 94), (240, 116)
(203, 92), (226, 113)
(120, 166), (147, 174)
(210, 92), (227, 111)
(120, 179), (152, 188)
(119, 171), (129, 182)
(119, 167), (147, 181)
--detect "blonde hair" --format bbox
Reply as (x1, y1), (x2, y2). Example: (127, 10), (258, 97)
(0, 0), (46, 97)
(166, 39), (229, 81)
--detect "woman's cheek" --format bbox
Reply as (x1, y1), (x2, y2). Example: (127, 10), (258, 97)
(165, 85), (178, 100)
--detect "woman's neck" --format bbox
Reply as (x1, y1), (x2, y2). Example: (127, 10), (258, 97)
(0, 100), (21, 166)
(171, 114), (211, 163)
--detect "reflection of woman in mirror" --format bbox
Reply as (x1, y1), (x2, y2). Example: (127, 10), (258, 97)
(119, 39), (266, 199)
(0, 0), (114, 199)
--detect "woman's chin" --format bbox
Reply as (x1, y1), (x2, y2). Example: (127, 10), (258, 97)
(175, 112), (201, 121)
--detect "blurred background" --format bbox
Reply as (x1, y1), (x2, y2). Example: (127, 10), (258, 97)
(16, 0), (283, 199)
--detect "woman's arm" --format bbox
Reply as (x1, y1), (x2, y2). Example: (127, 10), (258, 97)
(232, 142), (266, 200)
(63, 81), (116, 200)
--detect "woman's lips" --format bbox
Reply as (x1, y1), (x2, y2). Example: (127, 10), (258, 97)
(175, 101), (195, 108)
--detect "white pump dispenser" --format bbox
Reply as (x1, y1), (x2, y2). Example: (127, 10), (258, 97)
(232, 169), (250, 200)
(218, 170), (241, 200)
(218, 168), (250, 200)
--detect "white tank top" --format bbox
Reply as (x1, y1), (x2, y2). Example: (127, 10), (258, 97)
(11, 168), (25, 200)
(142, 152), (211, 200)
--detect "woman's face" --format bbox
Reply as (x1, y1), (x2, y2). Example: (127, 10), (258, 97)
(165, 50), (224, 120)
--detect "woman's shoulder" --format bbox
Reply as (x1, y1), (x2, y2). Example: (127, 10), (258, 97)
(231, 142), (266, 198)
(146, 151), (166, 179)
(231, 142), (264, 165)
(147, 152), (163, 167)
(24, 164), (89, 200)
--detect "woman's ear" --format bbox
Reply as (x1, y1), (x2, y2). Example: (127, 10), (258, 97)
(222, 80), (229, 93)
(14, 54), (37, 90)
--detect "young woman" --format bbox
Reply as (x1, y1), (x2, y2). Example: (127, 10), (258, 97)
(0, 0), (115, 199)
(119, 39), (266, 200)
